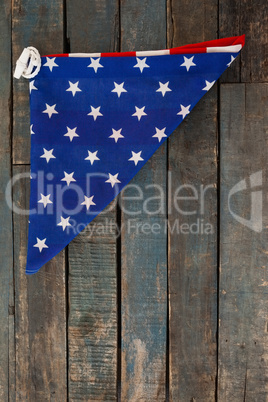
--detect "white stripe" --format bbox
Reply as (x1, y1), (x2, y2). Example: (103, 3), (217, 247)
(68, 52), (101, 58)
(206, 44), (242, 53)
(67, 44), (242, 57)
(136, 49), (170, 56)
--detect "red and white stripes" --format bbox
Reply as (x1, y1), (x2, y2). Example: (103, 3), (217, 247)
(14, 35), (245, 79)
(46, 35), (245, 58)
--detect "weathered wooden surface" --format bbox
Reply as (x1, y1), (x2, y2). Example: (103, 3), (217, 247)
(219, 0), (268, 83)
(218, 83), (268, 401)
(120, 0), (167, 400)
(167, 1), (218, 400)
(167, 0), (218, 47)
(168, 90), (218, 401)
(2, 0), (267, 400)
(13, 166), (67, 401)
(12, 0), (64, 164)
(67, 1), (119, 400)
(68, 210), (118, 400)
(12, 1), (67, 399)
(120, 149), (167, 401)
(0, 1), (12, 400)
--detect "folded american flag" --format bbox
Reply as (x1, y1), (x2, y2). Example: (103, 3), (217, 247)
(14, 35), (245, 274)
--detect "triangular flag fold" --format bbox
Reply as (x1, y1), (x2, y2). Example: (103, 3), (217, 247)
(24, 35), (245, 274)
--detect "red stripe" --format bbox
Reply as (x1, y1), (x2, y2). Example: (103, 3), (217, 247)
(42, 53), (69, 57)
(174, 35), (245, 50)
(170, 35), (245, 54)
(44, 35), (245, 58)
(101, 51), (136, 57)
(170, 47), (206, 55)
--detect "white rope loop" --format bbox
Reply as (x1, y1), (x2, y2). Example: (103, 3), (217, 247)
(14, 47), (41, 79)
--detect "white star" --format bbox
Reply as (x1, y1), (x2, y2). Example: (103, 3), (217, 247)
(152, 127), (167, 142)
(202, 80), (216, 91)
(177, 104), (191, 119)
(64, 126), (79, 142)
(57, 216), (72, 231)
(29, 80), (38, 94)
(87, 57), (103, 73)
(105, 173), (121, 188)
(85, 150), (100, 165)
(112, 82), (127, 97)
(180, 56), (196, 71)
(40, 148), (56, 163)
(43, 57), (59, 72)
(81, 195), (96, 210)
(134, 57), (150, 73)
(66, 81), (82, 96)
(156, 81), (172, 96)
(38, 193), (53, 208)
(128, 151), (144, 166)
(132, 106), (147, 121)
(42, 103), (58, 118)
(34, 237), (48, 252)
(61, 171), (76, 186)
(30, 124), (35, 135)
(88, 106), (103, 120)
(227, 55), (235, 67)
(109, 128), (124, 143)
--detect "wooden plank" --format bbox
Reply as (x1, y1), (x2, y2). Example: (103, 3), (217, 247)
(167, 0), (218, 47)
(9, 315), (15, 402)
(218, 83), (268, 401)
(120, 151), (167, 401)
(219, 0), (268, 83)
(0, 0), (12, 400)
(68, 210), (118, 400)
(120, 1), (167, 400)
(67, 1), (119, 400)
(13, 166), (67, 401)
(167, 1), (218, 400)
(12, 0), (64, 164)
(66, 1), (119, 53)
(168, 90), (218, 401)
(12, 1), (67, 399)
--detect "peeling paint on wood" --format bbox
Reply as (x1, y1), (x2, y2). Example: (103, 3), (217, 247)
(0, 1), (12, 400)
(167, 1), (218, 400)
(168, 90), (218, 401)
(13, 166), (67, 401)
(2, 0), (267, 400)
(68, 209), (118, 400)
(218, 83), (268, 401)
(120, 1), (167, 400)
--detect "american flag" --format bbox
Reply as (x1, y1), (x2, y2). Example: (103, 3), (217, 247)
(21, 35), (245, 274)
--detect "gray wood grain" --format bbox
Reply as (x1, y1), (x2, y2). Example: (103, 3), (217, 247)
(67, 1), (119, 399)
(13, 166), (67, 401)
(168, 90), (218, 401)
(0, 0), (12, 400)
(12, 0), (64, 164)
(68, 209), (118, 401)
(67, 0), (119, 53)
(219, 0), (268, 83)
(167, 1), (218, 400)
(218, 83), (268, 401)
(6, 0), (268, 399)
(12, 1), (67, 399)
(120, 0), (167, 400)
(167, 0), (218, 47)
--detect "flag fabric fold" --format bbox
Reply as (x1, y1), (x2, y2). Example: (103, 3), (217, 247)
(23, 35), (245, 274)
